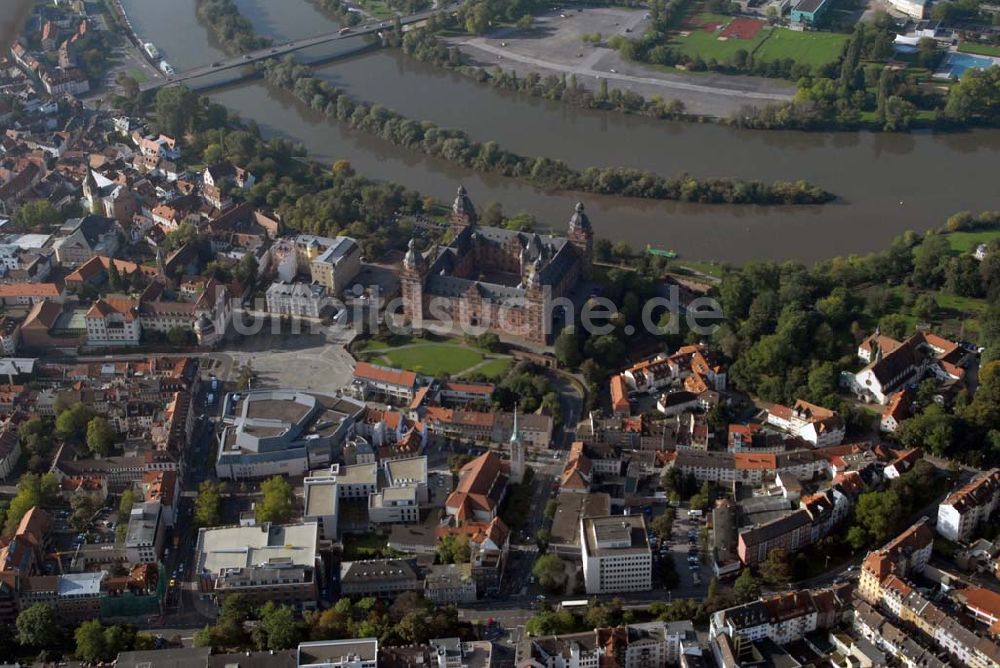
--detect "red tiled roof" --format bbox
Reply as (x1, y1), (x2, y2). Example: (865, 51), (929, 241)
(354, 361), (417, 389)
(0, 283), (61, 298)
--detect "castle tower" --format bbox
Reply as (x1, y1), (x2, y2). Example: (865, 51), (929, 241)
(401, 238), (426, 326)
(450, 185), (478, 230)
(509, 407), (525, 484)
(567, 201), (594, 278)
(523, 257), (547, 345)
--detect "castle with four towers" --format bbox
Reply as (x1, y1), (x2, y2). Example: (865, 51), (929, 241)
(400, 186), (593, 345)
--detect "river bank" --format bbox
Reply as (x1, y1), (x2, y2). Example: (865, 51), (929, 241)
(121, 0), (1000, 263)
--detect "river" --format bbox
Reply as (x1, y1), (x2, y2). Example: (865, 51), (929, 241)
(121, 0), (1000, 263)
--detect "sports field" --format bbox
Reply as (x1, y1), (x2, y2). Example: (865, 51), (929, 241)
(753, 28), (848, 68)
(670, 13), (847, 70)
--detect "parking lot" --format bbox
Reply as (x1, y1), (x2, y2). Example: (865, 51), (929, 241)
(649, 507), (712, 598)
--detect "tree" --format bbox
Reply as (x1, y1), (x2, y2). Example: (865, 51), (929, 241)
(70, 492), (103, 531)
(759, 548), (792, 587)
(256, 601), (300, 650)
(854, 490), (904, 543)
(19, 417), (53, 458)
(119, 489), (137, 516)
(12, 200), (61, 231)
(516, 14), (534, 31)
(256, 476), (295, 524)
(532, 554), (567, 593)
(17, 603), (59, 648)
(194, 480), (224, 527)
(167, 326), (193, 346)
(544, 499), (558, 520)
(525, 608), (576, 636)
(733, 569), (760, 604)
(56, 403), (93, 441)
(651, 510), (674, 537)
(74, 620), (108, 663)
(554, 327), (582, 368)
(437, 533), (471, 564)
(86, 416), (115, 456)
(155, 85), (198, 138)
(4, 473), (60, 536)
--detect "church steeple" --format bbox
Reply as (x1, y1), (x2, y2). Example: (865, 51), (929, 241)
(509, 406), (525, 484)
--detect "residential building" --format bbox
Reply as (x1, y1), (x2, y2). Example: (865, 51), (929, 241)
(339, 559), (420, 597)
(266, 281), (330, 318)
(858, 519), (934, 604)
(765, 399), (845, 447)
(52, 215), (120, 266)
(0, 429), (21, 481)
(308, 236), (361, 294)
(85, 297), (141, 347)
(424, 563), (477, 604)
(353, 362), (418, 404)
(196, 521), (320, 609)
(937, 469), (1000, 543)
(580, 515), (652, 594)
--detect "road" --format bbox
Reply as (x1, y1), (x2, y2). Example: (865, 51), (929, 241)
(137, 7), (452, 93)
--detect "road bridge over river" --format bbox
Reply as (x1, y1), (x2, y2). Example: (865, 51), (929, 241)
(138, 9), (443, 93)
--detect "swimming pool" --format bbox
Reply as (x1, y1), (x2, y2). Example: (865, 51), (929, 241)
(938, 51), (998, 79)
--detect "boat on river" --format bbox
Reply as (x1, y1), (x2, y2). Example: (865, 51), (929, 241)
(646, 245), (677, 259)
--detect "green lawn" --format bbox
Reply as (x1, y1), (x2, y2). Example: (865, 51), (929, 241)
(341, 532), (396, 560)
(753, 29), (849, 69)
(669, 23), (846, 69)
(370, 344), (484, 376)
(673, 260), (723, 279)
(476, 358), (512, 380)
(959, 42), (1000, 57)
(946, 229), (1000, 254)
(354, 0), (394, 18)
(936, 292), (987, 315)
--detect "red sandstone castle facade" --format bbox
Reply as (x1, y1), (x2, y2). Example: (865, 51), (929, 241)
(400, 186), (593, 345)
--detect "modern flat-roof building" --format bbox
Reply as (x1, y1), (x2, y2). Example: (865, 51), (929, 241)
(216, 390), (363, 479)
(791, 0), (832, 24)
(124, 501), (165, 564)
(581, 515), (651, 594)
(887, 0), (927, 17)
(297, 639), (378, 668)
(195, 521), (320, 609)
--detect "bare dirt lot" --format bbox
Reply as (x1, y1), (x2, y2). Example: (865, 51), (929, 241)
(447, 7), (796, 118)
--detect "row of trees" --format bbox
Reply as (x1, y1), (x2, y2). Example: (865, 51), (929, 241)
(195, 592), (461, 651)
(13, 602), (155, 660)
(259, 56), (833, 205)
